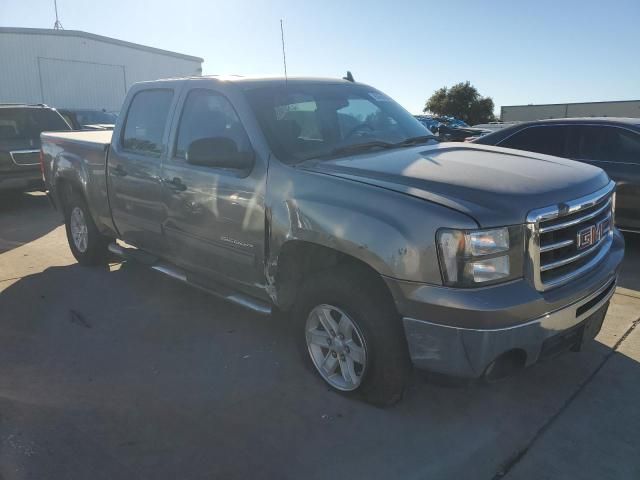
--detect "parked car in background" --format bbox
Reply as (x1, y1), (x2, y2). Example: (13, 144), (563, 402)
(435, 116), (492, 141)
(0, 103), (70, 192)
(472, 122), (520, 132)
(473, 118), (640, 232)
(57, 108), (117, 130)
(414, 115), (492, 141)
(42, 77), (623, 405)
(414, 115), (442, 134)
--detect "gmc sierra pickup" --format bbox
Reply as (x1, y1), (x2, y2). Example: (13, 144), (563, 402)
(41, 76), (624, 405)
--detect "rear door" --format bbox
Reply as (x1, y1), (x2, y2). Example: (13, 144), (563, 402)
(107, 85), (180, 253)
(568, 125), (640, 230)
(160, 86), (267, 296)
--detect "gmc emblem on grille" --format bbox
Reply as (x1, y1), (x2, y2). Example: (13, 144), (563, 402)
(577, 218), (611, 250)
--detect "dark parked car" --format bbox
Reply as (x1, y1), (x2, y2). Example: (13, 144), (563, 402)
(57, 108), (117, 130)
(473, 118), (640, 232)
(0, 103), (71, 192)
(434, 116), (491, 141)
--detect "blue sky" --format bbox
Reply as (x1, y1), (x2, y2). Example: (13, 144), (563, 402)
(2, 0), (639, 113)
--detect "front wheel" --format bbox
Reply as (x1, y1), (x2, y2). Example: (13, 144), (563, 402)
(64, 192), (110, 266)
(294, 266), (411, 406)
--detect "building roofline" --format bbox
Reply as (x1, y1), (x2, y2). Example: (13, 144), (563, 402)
(502, 99), (640, 109)
(0, 26), (204, 63)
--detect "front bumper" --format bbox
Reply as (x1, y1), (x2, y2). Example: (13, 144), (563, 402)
(0, 170), (43, 192)
(386, 229), (624, 378)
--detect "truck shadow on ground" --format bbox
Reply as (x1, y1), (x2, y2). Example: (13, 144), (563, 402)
(0, 191), (61, 254)
(0, 259), (638, 479)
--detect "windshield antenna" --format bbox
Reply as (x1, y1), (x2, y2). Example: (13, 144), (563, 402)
(280, 19), (288, 84)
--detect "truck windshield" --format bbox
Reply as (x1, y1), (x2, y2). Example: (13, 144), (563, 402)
(0, 108), (70, 143)
(243, 83), (432, 164)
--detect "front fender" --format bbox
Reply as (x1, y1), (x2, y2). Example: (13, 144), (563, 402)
(267, 161), (479, 284)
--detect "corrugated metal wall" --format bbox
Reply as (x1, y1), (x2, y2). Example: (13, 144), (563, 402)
(501, 101), (640, 122)
(0, 30), (202, 111)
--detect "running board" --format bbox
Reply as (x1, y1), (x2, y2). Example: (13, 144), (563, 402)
(107, 242), (272, 315)
(108, 242), (158, 265)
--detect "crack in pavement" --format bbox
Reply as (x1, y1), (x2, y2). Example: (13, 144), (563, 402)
(491, 315), (640, 480)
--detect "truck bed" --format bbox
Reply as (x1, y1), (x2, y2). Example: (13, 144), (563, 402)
(41, 129), (115, 235)
(41, 129), (112, 146)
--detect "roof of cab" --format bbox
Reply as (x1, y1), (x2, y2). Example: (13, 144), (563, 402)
(135, 75), (360, 88)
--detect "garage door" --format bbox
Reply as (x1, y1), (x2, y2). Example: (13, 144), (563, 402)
(38, 57), (126, 111)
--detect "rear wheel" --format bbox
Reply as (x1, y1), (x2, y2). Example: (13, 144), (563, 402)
(294, 266), (411, 406)
(64, 192), (110, 266)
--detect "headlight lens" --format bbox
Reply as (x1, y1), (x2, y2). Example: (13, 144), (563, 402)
(437, 226), (523, 287)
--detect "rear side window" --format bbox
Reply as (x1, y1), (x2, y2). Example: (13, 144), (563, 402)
(174, 89), (251, 161)
(500, 126), (569, 157)
(0, 108), (69, 141)
(122, 89), (173, 155)
(572, 125), (640, 164)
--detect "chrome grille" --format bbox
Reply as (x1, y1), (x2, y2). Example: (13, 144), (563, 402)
(10, 150), (40, 166)
(526, 182), (615, 291)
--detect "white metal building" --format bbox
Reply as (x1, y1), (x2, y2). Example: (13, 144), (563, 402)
(501, 100), (640, 122)
(0, 27), (203, 112)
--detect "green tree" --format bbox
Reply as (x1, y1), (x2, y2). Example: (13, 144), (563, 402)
(424, 81), (495, 125)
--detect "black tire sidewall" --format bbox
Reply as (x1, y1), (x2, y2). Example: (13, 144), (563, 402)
(64, 193), (108, 266)
(293, 266), (410, 406)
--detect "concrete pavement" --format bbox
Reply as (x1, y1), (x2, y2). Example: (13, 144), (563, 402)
(0, 192), (639, 479)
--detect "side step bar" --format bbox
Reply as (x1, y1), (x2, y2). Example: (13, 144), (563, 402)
(108, 242), (272, 315)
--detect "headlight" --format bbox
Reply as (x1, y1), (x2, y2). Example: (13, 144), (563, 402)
(437, 226), (523, 287)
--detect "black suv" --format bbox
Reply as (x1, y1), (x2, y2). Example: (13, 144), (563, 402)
(474, 118), (640, 232)
(0, 104), (71, 192)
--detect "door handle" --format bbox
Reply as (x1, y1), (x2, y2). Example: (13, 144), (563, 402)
(163, 177), (187, 192)
(112, 164), (128, 177)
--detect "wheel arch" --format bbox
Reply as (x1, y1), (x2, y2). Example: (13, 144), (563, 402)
(272, 239), (396, 313)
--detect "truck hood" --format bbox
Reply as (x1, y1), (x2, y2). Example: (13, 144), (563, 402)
(301, 143), (610, 227)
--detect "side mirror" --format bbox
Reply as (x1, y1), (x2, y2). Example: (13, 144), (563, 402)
(186, 137), (254, 170)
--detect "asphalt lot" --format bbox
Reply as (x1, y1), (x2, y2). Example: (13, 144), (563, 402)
(1, 191), (639, 480)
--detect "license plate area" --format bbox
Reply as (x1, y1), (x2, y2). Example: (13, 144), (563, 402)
(578, 302), (609, 348)
(539, 302), (609, 359)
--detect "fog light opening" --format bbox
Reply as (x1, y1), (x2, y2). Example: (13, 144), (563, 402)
(484, 349), (527, 382)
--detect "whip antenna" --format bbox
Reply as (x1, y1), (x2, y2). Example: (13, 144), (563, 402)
(280, 19), (288, 82)
(53, 0), (64, 29)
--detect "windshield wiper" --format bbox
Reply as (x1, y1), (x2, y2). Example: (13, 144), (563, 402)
(394, 135), (439, 147)
(324, 140), (395, 158)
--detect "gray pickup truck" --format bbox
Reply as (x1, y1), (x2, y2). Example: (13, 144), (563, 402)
(41, 76), (624, 405)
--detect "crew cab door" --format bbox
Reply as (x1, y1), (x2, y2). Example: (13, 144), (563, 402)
(568, 125), (640, 230)
(107, 86), (179, 252)
(160, 87), (267, 295)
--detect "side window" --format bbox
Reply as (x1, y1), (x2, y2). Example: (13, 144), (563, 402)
(174, 89), (252, 162)
(500, 126), (568, 157)
(615, 129), (640, 163)
(574, 126), (640, 164)
(121, 89), (174, 155)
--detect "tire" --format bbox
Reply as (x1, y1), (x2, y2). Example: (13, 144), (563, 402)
(64, 192), (110, 266)
(293, 265), (411, 406)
